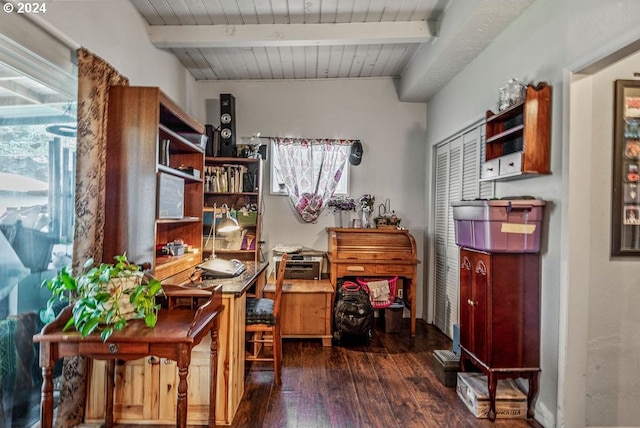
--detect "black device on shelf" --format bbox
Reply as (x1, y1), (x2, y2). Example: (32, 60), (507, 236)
(219, 94), (236, 157)
(205, 124), (220, 157)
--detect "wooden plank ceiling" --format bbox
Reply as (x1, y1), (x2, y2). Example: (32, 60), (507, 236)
(130, 0), (444, 81)
(129, 0), (538, 100)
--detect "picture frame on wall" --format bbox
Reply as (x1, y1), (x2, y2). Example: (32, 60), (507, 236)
(611, 79), (640, 256)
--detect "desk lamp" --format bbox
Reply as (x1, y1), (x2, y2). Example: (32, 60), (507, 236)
(217, 204), (240, 234)
(204, 203), (240, 258)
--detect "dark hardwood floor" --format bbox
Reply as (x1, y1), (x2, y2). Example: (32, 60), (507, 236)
(233, 320), (545, 428)
(96, 319), (545, 428)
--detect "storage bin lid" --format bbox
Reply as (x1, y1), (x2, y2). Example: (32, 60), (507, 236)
(451, 198), (545, 208)
(433, 349), (460, 368)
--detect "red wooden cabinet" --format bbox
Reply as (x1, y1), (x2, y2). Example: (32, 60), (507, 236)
(459, 248), (541, 420)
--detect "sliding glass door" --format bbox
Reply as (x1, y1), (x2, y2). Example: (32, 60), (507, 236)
(0, 51), (77, 428)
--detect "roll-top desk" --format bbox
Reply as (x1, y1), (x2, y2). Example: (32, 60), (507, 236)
(327, 228), (420, 336)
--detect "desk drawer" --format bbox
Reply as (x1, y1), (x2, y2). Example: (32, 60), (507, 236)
(376, 265), (414, 275)
(336, 265), (375, 277)
(499, 151), (522, 176)
(79, 342), (150, 355)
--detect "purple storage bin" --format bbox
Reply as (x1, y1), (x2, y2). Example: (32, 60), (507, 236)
(451, 199), (545, 253)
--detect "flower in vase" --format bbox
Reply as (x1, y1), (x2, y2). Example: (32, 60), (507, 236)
(359, 194), (375, 213)
(327, 196), (356, 213)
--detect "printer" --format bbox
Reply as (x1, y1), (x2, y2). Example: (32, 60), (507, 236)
(273, 249), (325, 280)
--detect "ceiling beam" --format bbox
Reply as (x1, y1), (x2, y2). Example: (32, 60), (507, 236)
(398, 0), (535, 102)
(148, 21), (435, 49)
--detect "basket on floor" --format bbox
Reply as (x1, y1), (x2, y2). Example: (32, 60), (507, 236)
(356, 276), (398, 309)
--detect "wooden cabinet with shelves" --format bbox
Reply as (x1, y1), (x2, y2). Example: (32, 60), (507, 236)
(458, 248), (540, 420)
(203, 157), (263, 263)
(88, 86), (212, 425)
(481, 82), (551, 181)
(104, 85), (205, 282)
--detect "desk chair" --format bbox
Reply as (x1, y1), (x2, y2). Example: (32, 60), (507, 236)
(245, 253), (287, 385)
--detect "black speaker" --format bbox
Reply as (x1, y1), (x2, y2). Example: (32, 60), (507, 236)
(219, 93), (236, 157)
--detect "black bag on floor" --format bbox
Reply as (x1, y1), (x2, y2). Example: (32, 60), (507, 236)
(333, 280), (374, 344)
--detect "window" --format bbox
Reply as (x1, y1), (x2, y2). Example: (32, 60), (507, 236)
(270, 139), (350, 195)
(0, 30), (77, 428)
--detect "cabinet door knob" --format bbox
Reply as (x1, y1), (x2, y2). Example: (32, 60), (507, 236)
(508, 162), (514, 167)
(148, 356), (159, 365)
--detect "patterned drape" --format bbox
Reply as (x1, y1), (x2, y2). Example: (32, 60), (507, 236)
(54, 47), (129, 427)
(272, 138), (352, 222)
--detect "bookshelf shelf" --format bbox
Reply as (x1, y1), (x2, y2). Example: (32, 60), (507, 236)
(203, 157), (263, 263)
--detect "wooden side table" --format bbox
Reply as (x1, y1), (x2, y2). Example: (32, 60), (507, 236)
(263, 276), (334, 346)
(33, 288), (223, 428)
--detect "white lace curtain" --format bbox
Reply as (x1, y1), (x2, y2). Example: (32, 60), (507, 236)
(272, 137), (354, 223)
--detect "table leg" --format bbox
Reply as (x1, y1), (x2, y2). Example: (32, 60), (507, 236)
(39, 360), (54, 428)
(488, 372), (497, 421)
(527, 372), (539, 419)
(409, 277), (416, 337)
(459, 350), (469, 373)
(209, 327), (219, 428)
(176, 363), (189, 428)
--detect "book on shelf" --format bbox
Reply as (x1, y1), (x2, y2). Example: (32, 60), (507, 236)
(204, 164), (248, 193)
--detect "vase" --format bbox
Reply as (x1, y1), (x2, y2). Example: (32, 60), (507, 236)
(335, 211), (351, 228)
(362, 209), (373, 228)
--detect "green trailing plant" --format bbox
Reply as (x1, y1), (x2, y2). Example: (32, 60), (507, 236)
(42, 253), (164, 342)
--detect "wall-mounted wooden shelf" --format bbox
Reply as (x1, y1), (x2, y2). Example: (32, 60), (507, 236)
(481, 82), (552, 182)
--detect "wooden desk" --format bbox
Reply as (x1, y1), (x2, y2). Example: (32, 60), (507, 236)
(164, 261), (268, 425)
(327, 228), (420, 336)
(33, 288), (223, 428)
(263, 276), (334, 346)
(82, 262), (267, 426)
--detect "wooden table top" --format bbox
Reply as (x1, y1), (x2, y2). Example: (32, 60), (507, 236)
(263, 275), (334, 293)
(164, 261), (269, 297)
(34, 285), (224, 346)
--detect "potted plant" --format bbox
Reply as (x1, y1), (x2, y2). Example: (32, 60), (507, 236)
(42, 253), (164, 342)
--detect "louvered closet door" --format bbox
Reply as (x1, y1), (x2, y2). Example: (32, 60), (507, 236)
(434, 137), (461, 337)
(433, 124), (491, 338)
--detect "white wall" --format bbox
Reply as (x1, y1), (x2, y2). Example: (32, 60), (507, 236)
(194, 78), (427, 316)
(419, 0), (640, 426)
(576, 51), (640, 427)
(39, 0), (199, 118)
